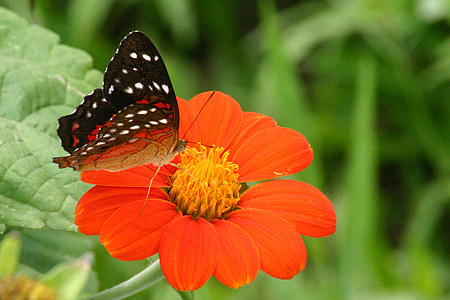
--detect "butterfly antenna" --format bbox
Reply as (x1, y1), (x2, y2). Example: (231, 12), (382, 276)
(181, 91), (216, 140)
(139, 165), (162, 215)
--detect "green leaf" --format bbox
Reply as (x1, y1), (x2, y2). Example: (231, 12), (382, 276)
(0, 7), (103, 232)
(19, 229), (95, 274)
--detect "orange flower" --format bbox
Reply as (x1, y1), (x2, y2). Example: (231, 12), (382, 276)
(75, 91), (336, 291)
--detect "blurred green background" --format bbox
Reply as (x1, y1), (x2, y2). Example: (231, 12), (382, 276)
(0, 0), (448, 299)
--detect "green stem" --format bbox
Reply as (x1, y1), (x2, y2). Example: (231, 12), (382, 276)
(83, 259), (164, 300)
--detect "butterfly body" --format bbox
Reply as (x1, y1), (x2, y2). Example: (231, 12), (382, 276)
(53, 31), (185, 172)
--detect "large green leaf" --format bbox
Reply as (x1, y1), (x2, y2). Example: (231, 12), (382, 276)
(0, 7), (103, 232)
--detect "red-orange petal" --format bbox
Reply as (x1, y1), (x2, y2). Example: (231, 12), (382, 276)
(227, 112), (278, 156)
(100, 199), (180, 261)
(177, 97), (202, 143)
(159, 216), (220, 291)
(187, 91), (243, 149)
(74, 186), (167, 235)
(239, 180), (336, 237)
(81, 164), (172, 187)
(228, 209), (306, 279)
(232, 127), (313, 182)
(211, 219), (260, 288)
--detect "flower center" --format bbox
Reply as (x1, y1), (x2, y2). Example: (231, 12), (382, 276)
(169, 145), (241, 220)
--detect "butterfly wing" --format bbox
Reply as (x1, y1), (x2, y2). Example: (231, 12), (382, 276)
(57, 89), (117, 153)
(54, 31), (184, 172)
(54, 103), (180, 171)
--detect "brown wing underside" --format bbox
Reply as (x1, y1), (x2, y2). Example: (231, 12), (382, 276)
(53, 104), (179, 172)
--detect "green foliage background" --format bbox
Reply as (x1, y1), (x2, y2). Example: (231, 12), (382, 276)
(0, 0), (448, 299)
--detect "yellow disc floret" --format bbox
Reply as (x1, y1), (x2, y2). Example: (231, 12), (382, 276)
(169, 145), (240, 220)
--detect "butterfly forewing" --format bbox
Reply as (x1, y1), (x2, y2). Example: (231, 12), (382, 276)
(103, 31), (179, 129)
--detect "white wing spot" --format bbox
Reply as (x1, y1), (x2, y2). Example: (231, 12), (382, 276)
(120, 130), (130, 135)
(159, 119), (168, 124)
(92, 102), (98, 109)
(96, 141), (106, 146)
(144, 124), (151, 128)
(86, 111), (92, 118)
(133, 67), (138, 71)
(117, 123), (124, 126)
(125, 113), (134, 118)
(86, 146), (94, 151)
(101, 98), (107, 102)
(108, 137), (117, 142)
(102, 133), (111, 138)
(124, 87), (134, 94)
(130, 125), (140, 130)
(152, 81), (161, 90)
(148, 85), (153, 91)
(135, 82), (144, 89)
(122, 69), (128, 74)
(80, 151), (88, 155)
(150, 121), (159, 125)
(130, 52), (138, 59)
(137, 110), (148, 115)
(150, 107), (157, 112)
(142, 54), (151, 61)
(154, 56), (159, 61)
(108, 85), (114, 94)
(109, 128), (117, 133)
(129, 138), (139, 143)
(162, 84), (170, 94)
(114, 78), (120, 83)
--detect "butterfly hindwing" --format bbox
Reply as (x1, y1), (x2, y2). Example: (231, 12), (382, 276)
(57, 88), (117, 153)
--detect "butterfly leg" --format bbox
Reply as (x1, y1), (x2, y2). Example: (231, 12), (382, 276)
(167, 162), (210, 190)
(139, 164), (162, 215)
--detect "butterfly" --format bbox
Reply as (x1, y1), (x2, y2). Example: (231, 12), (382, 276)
(53, 31), (187, 172)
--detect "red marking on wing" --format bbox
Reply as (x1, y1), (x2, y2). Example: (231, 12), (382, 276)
(72, 136), (80, 148)
(136, 98), (150, 104)
(133, 128), (172, 141)
(154, 102), (171, 109)
(71, 121), (80, 131)
(87, 125), (103, 142)
(133, 131), (150, 139)
(104, 120), (114, 127)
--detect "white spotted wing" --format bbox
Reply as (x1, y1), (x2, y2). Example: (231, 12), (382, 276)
(53, 31), (186, 172)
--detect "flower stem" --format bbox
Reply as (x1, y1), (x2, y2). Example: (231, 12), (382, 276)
(83, 259), (164, 300)
(176, 290), (195, 300)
